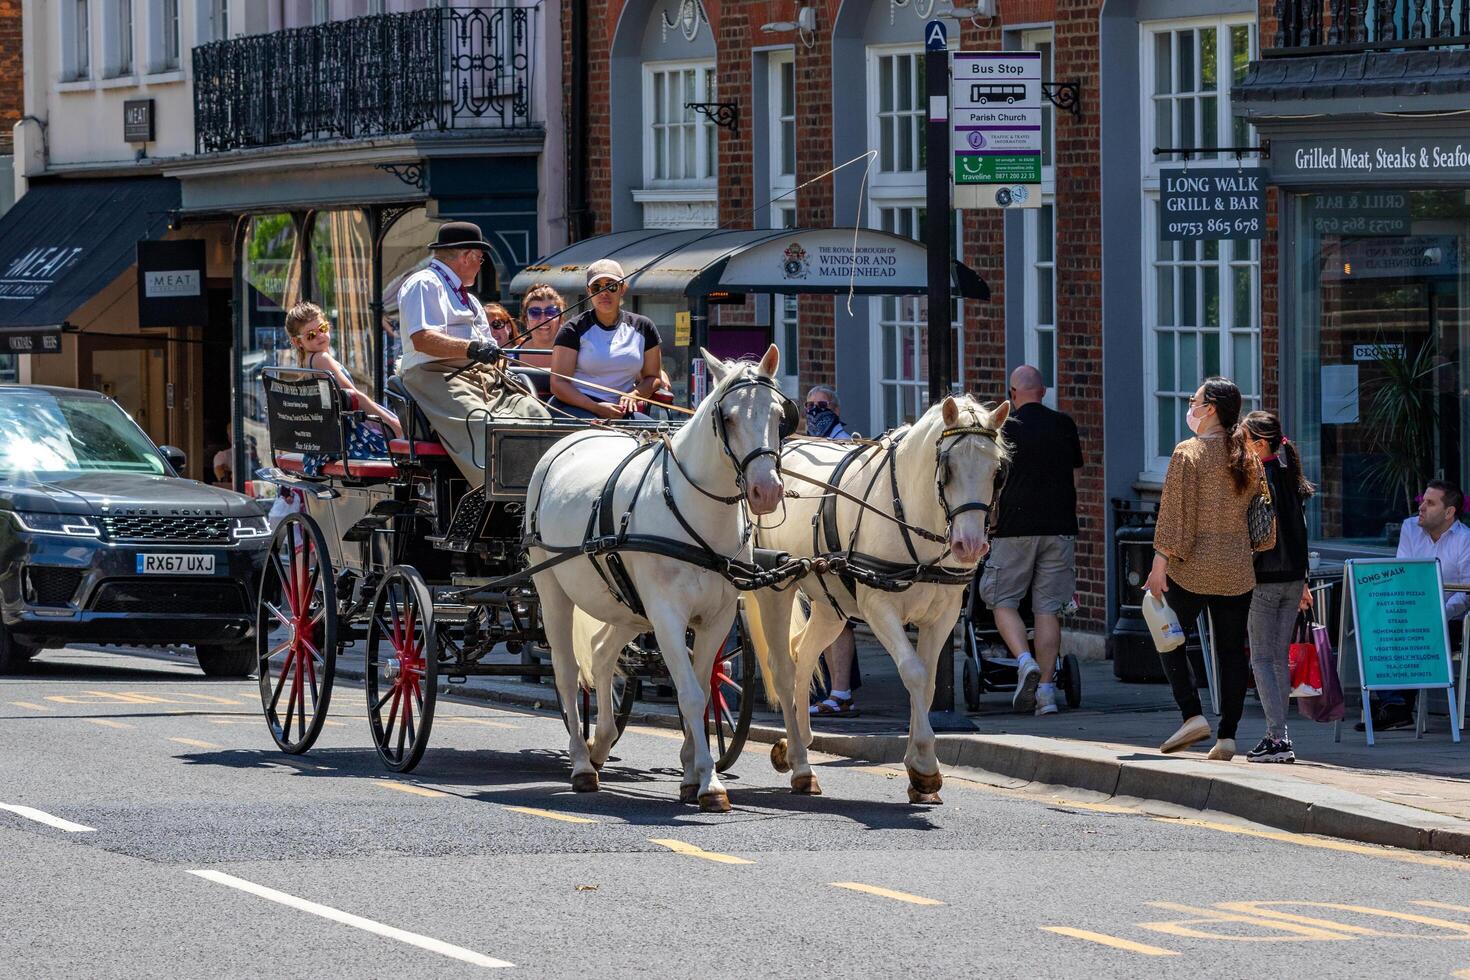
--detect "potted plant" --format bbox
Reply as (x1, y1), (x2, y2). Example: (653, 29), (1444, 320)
(1363, 338), (1440, 520)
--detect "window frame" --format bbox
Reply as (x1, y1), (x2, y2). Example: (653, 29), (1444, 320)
(641, 59), (719, 188)
(867, 44), (927, 186)
(158, 0), (180, 70)
(1020, 28), (1057, 408)
(767, 49), (796, 228)
(66, 0), (93, 81)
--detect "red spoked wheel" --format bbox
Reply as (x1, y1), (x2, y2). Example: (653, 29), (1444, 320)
(707, 604), (756, 772)
(365, 566), (438, 773)
(257, 513), (339, 754)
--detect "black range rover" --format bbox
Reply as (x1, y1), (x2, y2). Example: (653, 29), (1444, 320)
(0, 386), (270, 676)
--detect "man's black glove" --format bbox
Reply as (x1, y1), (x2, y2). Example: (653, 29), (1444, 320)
(465, 339), (502, 364)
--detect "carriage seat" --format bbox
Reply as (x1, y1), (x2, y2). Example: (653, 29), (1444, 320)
(384, 375), (451, 460)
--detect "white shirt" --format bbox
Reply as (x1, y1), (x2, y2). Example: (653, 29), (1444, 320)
(1396, 517), (1470, 621)
(396, 259), (491, 374)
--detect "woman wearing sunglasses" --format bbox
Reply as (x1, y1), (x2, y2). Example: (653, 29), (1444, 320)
(285, 302), (402, 476)
(512, 283), (565, 398)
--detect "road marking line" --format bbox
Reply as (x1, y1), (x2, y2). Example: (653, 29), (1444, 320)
(1452, 969), (1470, 979)
(441, 718), (520, 730)
(1152, 816), (1470, 872)
(168, 737), (223, 750)
(502, 805), (596, 824)
(186, 871), (512, 969)
(0, 803), (95, 833)
(1143, 902), (1352, 941)
(648, 838), (752, 864)
(831, 882), (943, 906)
(373, 781), (448, 799)
(84, 718), (133, 730)
(85, 690), (160, 703)
(1040, 927), (1178, 956)
(9, 701), (50, 711)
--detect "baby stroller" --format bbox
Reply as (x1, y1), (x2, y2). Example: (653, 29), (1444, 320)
(960, 563), (1083, 712)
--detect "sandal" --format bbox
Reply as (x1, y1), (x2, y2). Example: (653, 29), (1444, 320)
(809, 695), (860, 718)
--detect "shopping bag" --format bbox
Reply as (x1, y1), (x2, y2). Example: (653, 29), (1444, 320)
(1288, 612), (1323, 697)
(267, 487), (303, 530)
(1297, 620), (1345, 723)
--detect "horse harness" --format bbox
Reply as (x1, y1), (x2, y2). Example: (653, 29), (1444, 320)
(807, 419), (1001, 618)
(517, 374), (810, 616)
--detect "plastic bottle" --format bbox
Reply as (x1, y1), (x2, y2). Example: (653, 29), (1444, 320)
(1141, 589), (1186, 653)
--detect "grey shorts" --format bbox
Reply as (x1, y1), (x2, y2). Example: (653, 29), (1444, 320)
(979, 535), (1077, 615)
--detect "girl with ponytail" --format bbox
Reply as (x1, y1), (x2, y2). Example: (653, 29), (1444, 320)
(1145, 377), (1274, 761)
(1240, 410), (1315, 764)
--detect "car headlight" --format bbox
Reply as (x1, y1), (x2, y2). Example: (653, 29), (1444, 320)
(12, 511), (101, 537)
(232, 515), (271, 539)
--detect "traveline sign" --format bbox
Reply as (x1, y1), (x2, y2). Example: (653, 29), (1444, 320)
(1158, 167), (1267, 242)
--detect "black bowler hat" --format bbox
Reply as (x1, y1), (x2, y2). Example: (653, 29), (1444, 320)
(428, 221), (494, 252)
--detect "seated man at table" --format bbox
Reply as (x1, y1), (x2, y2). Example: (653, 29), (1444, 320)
(1362, 480), (1470, 731)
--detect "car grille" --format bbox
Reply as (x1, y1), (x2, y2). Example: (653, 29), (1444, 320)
(88, 579), (249, 616)
(25, 567), (85, 606)
(102, 515), (233, 544)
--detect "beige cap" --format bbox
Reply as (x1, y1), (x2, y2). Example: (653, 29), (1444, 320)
(585, 258), (625, 288)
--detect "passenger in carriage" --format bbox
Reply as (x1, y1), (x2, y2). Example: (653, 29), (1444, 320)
(285, 302), (402, 477)
(396, 221), (549, 484)
(510, 282), (565, 400)
(548, 259), (671, 420)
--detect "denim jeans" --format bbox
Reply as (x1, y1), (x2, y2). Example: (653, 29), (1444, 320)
(1248, 579), (1305, 741)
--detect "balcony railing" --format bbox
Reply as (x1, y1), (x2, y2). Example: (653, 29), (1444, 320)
(1272, 1), (1470, 54)
(193, 6), (534, 154)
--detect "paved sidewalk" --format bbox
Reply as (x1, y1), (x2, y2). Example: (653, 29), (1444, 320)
(329, 633), (1470, 857)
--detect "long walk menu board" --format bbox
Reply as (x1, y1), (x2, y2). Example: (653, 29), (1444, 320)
(1339, 558), (1461, 745)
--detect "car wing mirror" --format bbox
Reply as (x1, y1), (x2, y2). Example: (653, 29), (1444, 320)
(160, 445), (187, 472)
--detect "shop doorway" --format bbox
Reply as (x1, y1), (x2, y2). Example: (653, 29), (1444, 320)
(77, 333), (171, 447)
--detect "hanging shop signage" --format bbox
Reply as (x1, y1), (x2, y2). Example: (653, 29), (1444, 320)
(1338, 558), (1461, 744)
(137, 240), (207, 328)
(1, 328), (62, 355)
(1308, 191), (1411, 237)
(123, 99), (155, 143)
(1271, 137), (1470, 186)
(951, 52), (1042, 210)
(1158, 168), (1267, 241)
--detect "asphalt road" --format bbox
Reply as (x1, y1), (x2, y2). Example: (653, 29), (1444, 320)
(4, 645), (1470, 979)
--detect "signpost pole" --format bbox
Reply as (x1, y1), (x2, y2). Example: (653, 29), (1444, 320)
(924, 20), (971, 732)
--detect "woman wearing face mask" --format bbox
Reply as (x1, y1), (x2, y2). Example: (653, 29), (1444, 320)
(804, 384), (850, 439)
(1143, 377), (1274, 760)
(1241, 411), (1315, 764)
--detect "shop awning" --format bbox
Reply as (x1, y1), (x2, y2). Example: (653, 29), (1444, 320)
(0, 177), (180, 339)
(510, 227), (990, 301)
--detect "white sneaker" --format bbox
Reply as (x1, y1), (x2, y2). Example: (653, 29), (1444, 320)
(1035, 687), (1058, 716)
(1013, 659), (1041, 712)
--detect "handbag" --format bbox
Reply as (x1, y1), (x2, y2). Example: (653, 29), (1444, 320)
(1247, 472), (1276, 551)
(1297, 619), (1345, 722)
(1288, 611), (1323, 697)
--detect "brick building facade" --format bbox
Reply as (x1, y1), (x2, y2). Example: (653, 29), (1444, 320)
(561, 0), (1293, 639)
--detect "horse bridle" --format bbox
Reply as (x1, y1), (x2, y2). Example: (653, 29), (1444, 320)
(683, 373), (796, 505)
(933, 421), (1003, 529)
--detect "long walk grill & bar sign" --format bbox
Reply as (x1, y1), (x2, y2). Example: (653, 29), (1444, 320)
(1159, 168), (1267, 241)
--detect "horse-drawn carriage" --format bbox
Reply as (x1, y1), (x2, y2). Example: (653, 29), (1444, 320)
(252, 364), (757, 774)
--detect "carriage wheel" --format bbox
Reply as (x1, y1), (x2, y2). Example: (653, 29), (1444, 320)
(257, 513), (338, 754)
(366, 566), (439, 773)
(708, 605), (756, 772)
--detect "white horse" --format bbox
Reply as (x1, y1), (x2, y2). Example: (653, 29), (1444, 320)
(525, 346), (788, 812)
(745, 395), (1009, 803)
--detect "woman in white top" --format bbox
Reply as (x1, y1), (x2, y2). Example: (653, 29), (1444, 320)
(549, 259), (668, 420)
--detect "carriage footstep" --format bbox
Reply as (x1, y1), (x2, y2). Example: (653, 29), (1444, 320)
(571, 771), (600, 793)
(697, 790), (731, 813)
(770, 738), (791, 774)
(790, 773), (822, 796)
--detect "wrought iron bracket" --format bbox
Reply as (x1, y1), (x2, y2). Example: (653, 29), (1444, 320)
(1042, 81), (1083, 121)
(685, 102), (739, 132)
(376, 163), (427, 191)
(1153, 140), (1271, 161)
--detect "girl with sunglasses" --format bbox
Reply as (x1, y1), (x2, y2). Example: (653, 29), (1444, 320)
(285, 302), (401, 476)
